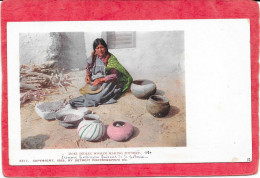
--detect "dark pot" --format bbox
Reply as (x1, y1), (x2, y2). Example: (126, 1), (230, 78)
(146, 95), (170, 117)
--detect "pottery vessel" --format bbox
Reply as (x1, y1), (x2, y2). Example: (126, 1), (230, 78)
(131, 79), (156, 99)
(107, 121), (134, 142)
(77, 114), (106, 142)
(146, 95), (170, 117)
(56, 105), (92, 128)
(56, 109), (86, 128)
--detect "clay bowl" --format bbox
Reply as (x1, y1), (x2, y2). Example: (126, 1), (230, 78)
(131, 79), (156, 99)
(107, 121), (134, 142)
(56, 110), (84, 128)
(146, 95), (170, 117)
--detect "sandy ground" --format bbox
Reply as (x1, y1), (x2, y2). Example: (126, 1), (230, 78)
(21, 70), (186, 149)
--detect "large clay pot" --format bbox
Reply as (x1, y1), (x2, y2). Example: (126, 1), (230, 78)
(107, 121), (134, 142)
(77, 114), (106, 142)
(146, 95), (170, 117)
(131, 79), (156, 99)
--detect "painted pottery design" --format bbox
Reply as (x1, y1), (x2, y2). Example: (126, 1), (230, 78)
(146, 95), (170, 117)
(77, 114), (106, 142)
(131, 79), (156, 99)
(107, 121), (134, 142)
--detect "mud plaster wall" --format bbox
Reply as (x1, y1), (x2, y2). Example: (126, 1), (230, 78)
(109, 31), (184, 79)
(84, 31), (184, 79)
(19, 33), (87, 70)
(19, 33), (52, 64)
(20, 32), (184, 75)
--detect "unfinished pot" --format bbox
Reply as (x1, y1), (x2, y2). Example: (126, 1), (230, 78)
(56, 109), (86, 128)
(146, 95), (170, 117)
(131, 79), (156, 99)
(107, 121), (134, 142)
(77, 114), (106, 142)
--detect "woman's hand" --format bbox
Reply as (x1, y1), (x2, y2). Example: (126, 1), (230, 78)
(85, 75), (91, 84)
(93, 78), (105, 86)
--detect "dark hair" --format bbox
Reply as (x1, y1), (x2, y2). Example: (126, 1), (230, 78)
(90, 38), (110, 67)
(93, 38), (108, 54)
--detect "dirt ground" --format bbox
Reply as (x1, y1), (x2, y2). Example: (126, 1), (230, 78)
(21, 70), (186, 149)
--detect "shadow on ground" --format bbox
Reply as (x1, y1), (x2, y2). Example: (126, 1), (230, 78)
(21, 134), (50, 149)
(128, 126), (140, 141)
(164, 105), (180, 118)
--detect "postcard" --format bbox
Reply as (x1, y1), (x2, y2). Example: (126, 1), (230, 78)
(1, 0), (259, 177)
(6, 19), (252, 165)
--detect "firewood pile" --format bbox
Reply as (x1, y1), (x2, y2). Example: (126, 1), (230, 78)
(20, 61), (73, 105)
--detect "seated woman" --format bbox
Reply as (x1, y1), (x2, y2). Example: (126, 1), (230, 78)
(69, 38), (133, 107)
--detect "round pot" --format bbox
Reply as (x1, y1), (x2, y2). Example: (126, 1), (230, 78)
(131, 79), (156, 99)
(107, 121), (134, 142)
(77, 114), (106, 142)
(146, 95), (170, 117)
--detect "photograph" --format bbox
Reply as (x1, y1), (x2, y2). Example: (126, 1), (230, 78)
(19, 31), (186, 149)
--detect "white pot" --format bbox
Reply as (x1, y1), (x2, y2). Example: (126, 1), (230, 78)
(77, 114), (106, 142)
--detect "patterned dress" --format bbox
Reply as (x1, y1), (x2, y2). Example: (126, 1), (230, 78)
(69, 54), (133, 107)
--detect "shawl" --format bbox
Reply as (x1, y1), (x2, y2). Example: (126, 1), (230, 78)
(105, 54), (133, 93)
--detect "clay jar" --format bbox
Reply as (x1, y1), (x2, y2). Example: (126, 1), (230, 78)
(107, 121), (134, 142)
(131, 79), (156, 99)
(77, 114), (106, 142)
(146, 95), (170, 117)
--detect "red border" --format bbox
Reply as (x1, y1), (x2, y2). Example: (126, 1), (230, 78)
(1, 0), (259, 177)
